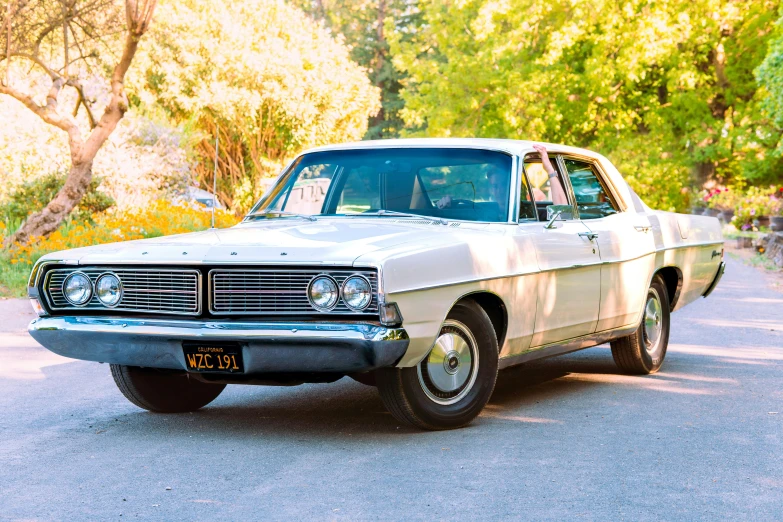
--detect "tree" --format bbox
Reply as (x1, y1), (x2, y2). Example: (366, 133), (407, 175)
(130, 0), (381, 212)
(757, 10), (783, 158)
(0, 0), (157, 245)
(391, 0), (782, 210)
(293, 0), (418, 139)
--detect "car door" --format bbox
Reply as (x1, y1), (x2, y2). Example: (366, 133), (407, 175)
(519, 156), (602, 347)
(559, 156), (656, 332)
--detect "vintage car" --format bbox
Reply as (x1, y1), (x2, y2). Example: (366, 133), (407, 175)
(27, 139), (725, 430)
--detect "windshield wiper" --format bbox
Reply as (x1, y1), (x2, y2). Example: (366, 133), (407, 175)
(361, 209), (447, 225)
(245, 210), (317, 222)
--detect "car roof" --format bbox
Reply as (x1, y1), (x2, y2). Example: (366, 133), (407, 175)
(305, 137), (599, 159)
(297, 138), (633, 211)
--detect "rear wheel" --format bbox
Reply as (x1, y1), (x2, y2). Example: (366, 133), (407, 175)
(610, 274), (670, 375)
(110, 365), (226, 413)
(376, 300), (498, 430)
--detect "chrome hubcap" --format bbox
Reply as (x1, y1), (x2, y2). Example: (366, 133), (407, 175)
(643, 289), (663, 353)
(417, 320), (478, 405)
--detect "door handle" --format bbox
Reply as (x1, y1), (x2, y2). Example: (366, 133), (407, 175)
(578, 232), (598, 241)
(634, 225), (651, 233)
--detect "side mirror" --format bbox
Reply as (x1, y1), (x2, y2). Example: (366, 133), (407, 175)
(546, 205), (573, 221)
(544, 205), (573, 229)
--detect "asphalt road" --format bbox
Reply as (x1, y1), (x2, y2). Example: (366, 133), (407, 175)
(1, 256), (781, 521)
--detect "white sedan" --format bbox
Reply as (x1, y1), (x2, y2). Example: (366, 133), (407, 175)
(28, 139), (725, 430)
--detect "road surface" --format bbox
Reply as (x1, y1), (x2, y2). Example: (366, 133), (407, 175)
(1, 257), (781, 520)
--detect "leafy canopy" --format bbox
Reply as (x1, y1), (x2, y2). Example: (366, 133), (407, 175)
(392, 0), (782, 211)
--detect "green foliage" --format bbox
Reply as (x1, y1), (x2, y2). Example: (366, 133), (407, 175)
(757, 10), (783, 157)
(0, 173), (114, 228)
(391, 0), (783, 211)
(0, 249), (30, 297)
(129, 0), (381, 212)
(291, 0), (419, 139)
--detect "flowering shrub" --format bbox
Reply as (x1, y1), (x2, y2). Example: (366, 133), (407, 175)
(771, 187), (783, 217)
(732, 186), (779, 229)
(1, 202), (240, 295)
(704, 187), (741, 211)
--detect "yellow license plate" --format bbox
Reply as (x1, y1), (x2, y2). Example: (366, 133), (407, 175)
(183, 343), (244, 373)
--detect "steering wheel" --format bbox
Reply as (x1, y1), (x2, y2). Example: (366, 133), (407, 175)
(448, 199), (474, 208)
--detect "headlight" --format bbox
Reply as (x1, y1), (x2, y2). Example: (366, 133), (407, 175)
(95, 273), (123, 307)
(62, 272), (92, 306)
(341, 275), (372, 311)
(308, 275), (339, 311)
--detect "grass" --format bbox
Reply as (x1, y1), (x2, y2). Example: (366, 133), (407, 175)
(748, 252), (782, 272)
(0, 250), (30, 297)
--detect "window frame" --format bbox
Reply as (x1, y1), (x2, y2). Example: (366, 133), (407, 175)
(519, 152), (577, 222)
(249, 146), (519, 224)
(557, 154), (625, 220)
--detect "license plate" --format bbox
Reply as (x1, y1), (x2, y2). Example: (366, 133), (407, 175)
(182, 342), (244, 373)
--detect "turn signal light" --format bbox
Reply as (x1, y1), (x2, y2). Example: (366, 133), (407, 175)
(379, 302), (403, 326)
(29, 298), (47, 317)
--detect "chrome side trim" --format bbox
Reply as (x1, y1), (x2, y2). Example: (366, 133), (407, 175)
(498, 324), (638, 370)
(389, 241), (724, 295)
(657, 240), (724, 253)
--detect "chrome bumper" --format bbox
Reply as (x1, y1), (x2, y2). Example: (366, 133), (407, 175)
(28, 316), (409, 374)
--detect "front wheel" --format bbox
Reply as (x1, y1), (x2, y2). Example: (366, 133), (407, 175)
(110, 365), (226, 413)
(610, 274), (671, 375)
(376, 300), (498, 430)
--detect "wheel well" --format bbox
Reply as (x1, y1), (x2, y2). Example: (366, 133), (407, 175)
(655, 266), (683, 311)
(458, 292), (508, 349)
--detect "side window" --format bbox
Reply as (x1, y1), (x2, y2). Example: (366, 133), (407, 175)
(563, 159), (619, 219)
(523, 161), (564, 202)
(523, 159), (570, 221)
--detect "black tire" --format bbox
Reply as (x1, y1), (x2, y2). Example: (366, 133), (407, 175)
(376, 300), (499, 430)
(110, 365), (226, 413)
(610, 274), (670, 375)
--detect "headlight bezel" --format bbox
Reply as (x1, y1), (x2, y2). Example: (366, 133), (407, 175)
(341, 274), (373, 312)
(61, 271), (93, 306)
(95, 272), (124, 307)
(307, 274), (340, 312)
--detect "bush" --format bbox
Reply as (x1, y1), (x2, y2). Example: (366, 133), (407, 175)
(0, 172), (115, 229)
(732, 186), (779, 229)
(0, 201), (240, 297)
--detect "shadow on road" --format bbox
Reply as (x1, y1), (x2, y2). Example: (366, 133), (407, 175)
(91, 348), (630, 439)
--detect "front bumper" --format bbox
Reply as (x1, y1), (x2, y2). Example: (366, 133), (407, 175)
(28, 316), (409, 374)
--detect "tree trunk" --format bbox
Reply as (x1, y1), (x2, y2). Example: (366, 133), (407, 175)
(10, 160), (93, 245)
(1, 0), (158, 247)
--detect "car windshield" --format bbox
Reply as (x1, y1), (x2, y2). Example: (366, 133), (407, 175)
(246, 148), (513, 223)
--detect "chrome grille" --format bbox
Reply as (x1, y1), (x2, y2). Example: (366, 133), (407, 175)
(45, 268), (201, 315)
(210, 268), (379, 315)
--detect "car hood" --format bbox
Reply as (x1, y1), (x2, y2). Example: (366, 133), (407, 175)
(41, 218), (483, 266)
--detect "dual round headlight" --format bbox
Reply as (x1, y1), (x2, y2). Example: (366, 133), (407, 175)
(62, 272), (123, 307)
(62, 272), (93, 306)
(307, 274), (372, 312)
